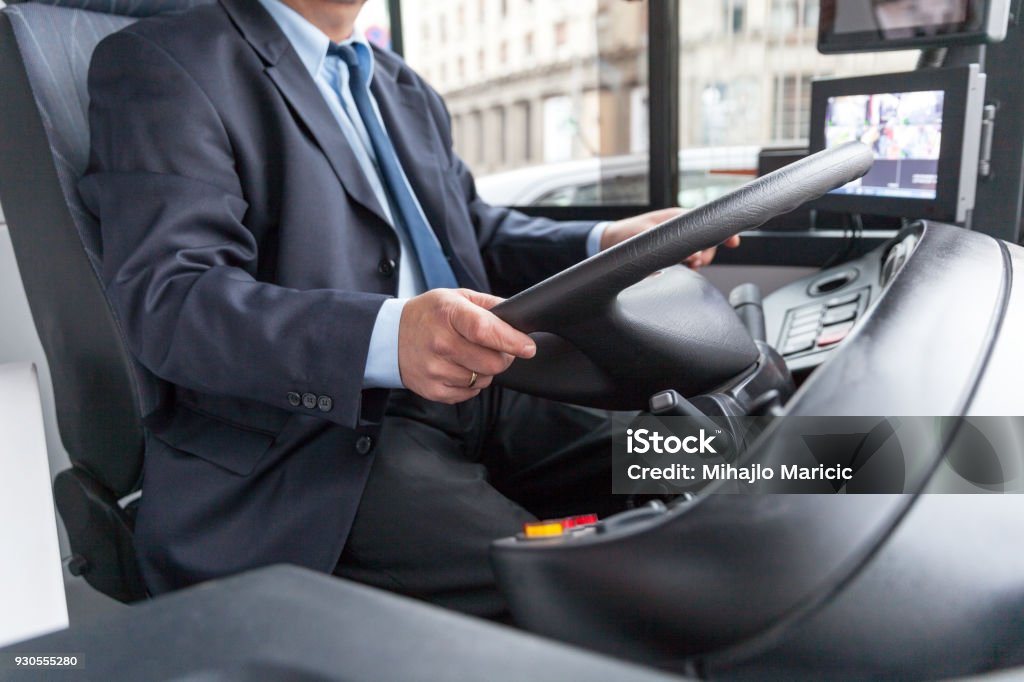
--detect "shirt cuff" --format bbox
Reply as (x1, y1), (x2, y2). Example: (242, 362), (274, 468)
(586, 221), (611, 257)
(363, 298), (408, 389)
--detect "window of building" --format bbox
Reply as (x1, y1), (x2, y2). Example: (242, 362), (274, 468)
(722, 0), (745, 34)
(495, 107), (508, 165)
(772, 73), (814, 143)
(470, 110), (484, 165)
(542, 95), (573, 164)
(770, 0), (799, 33)
(517, 100), (533, 163)
(554, 21), (568, 47)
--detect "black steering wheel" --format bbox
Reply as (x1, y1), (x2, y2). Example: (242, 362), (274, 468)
(492, 142), (875, 409)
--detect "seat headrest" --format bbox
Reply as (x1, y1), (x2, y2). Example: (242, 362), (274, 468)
(14, 0), (214, 18)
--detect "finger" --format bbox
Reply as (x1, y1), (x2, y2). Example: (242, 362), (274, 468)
(442, 371), (495, 391)
(449, 302), (536, 359)
(457, 289), (505, 311)
(646, 207), (686, 224)
(440, 336), (514, 376)
(701, 247), (718, 267)
(430, 352), (497, 391)
(724, 235), (742, 248)
(422, 355), (495, 390)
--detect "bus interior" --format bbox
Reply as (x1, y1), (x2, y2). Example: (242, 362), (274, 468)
(1, 0), (1024, 680)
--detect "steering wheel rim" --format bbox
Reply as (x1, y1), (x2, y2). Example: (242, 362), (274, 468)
(493, 142), (875, 333)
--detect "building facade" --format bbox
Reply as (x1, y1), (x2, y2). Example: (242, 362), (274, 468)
(402, 0), (915, 178)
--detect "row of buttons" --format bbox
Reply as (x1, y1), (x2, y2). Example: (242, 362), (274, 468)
(287, 391), (333, 413)
(780, 289), (866, 357)
(286, 394), (375, 455)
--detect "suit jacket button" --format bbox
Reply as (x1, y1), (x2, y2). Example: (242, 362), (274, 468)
(317, 395), (333, 412)
(355, 435), (374, 455)
(301, 393), (317, 409)
(378, 258), (396, 277)
(287, 392), (301, 407)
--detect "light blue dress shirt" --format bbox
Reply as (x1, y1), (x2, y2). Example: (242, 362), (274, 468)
(257, 0), (607, 389)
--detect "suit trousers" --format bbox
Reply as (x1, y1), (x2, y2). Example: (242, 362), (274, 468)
(334, 387), (626, 619)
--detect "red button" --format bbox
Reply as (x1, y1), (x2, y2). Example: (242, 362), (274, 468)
(817, 322), (854, 347)
(562, 514), (598, 530)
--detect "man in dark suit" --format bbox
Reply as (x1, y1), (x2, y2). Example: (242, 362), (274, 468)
(81, 0), (736, 618)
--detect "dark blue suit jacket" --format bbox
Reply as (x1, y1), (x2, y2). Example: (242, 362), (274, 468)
(79, 0), (596, 594)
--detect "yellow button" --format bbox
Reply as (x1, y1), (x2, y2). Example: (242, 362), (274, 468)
(523, 521), (565, 538)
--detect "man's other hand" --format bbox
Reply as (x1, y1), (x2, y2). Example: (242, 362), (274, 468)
(398, 289), (536, 404)
(600, 207), (742, 269)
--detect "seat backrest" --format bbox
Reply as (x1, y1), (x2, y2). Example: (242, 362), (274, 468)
(0, 0), (213, 601)
(0, 0), (210, 497)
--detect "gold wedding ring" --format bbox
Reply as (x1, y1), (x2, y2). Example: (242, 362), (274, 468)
(468, 371), (479, 388)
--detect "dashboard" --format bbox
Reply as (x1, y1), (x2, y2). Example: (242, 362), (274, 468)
(489, 220), (1024, 680)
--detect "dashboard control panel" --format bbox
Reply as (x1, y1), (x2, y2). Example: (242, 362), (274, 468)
(778, 287), (869, 358)
(763, 227), (922, 374)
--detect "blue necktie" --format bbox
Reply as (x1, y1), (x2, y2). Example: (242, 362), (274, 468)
(329, 44), (459, 290)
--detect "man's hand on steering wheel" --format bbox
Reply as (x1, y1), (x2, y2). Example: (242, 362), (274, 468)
(600, 208), (742, 269)
(398, 209), (744, 405)
(398, 289), (537, 404)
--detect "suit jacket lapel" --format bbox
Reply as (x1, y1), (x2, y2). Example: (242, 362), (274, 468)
(220, 0), (391, 228)
(369, 58), (487, 289)
(265, 61), (392, 227)
(370, 57), (455, 260)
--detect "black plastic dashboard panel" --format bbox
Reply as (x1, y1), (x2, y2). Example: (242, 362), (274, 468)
(492, 222), (1023, 678)
(709, 495), (1024, 680)
(783, 221), (1010, 417)
(494, 494), (914, 670)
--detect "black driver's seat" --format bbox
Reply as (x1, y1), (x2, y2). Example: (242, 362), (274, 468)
(0, 0), (211, 602)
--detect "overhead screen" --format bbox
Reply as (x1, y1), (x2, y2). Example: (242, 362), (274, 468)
(818, 0), (1010, 53)
(809, 66), (986, 223)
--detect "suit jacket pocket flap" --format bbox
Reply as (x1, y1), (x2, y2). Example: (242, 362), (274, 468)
(146, 407), (277, 476)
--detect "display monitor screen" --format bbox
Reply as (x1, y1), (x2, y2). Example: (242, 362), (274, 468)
(831, 0), (969, 39)
(818, 0), (1008, 53)
(809, 66), (984, 223)
(824, 90), (944, 200)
